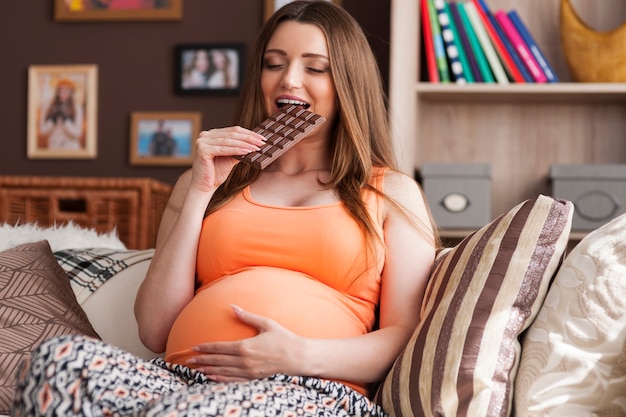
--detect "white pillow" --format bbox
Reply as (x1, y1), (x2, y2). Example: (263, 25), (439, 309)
(79, 249), (161, 359)
(515, 213), (626, 416)
(0, 222), (126, 252)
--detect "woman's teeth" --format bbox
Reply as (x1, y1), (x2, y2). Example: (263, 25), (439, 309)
(277, 99), (309, 108)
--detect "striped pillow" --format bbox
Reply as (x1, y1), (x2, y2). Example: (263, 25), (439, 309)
(374, 195), (573, 417)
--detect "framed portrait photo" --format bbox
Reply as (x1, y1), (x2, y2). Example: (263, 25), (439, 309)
(27, 64), (98, 159)
(129, 112), (200, 166)
(175, 43), (245, 95)
(54, 0), (182, 22)
(263, 0), (342, 20)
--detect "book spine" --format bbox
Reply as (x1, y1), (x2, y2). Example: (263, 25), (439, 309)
(434, 0), (466, 83)
(449, 1), (482, 82)
(427, 0), (451, 83)
(464, 1), (508, 84)
(444, 0), (474, 82)
(495, 10), (547, 83)
(472, 0), (524, 83)
(508, 10), (560, 82)
(421, 0), (440, 82)
(486, 8), (533, 82)
(458, 2), (494, 82)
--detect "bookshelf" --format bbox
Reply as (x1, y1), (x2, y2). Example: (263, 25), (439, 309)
(389, 0), (626, 239)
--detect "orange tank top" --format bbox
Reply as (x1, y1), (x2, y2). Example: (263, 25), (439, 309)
(165, 168), (387, 395)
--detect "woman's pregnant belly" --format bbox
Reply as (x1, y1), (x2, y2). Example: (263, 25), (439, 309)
(165, 267), (370, 366)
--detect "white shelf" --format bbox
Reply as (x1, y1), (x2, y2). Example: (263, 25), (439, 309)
(416, 83), (626, 104)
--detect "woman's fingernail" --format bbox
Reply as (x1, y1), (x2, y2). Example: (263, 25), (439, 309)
(231, 304), (244, 314)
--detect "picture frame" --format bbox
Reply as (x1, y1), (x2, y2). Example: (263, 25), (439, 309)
(54, 0), (182, 22)
(27, 64), (98, 159)
(175, 43), (245, 95)
(129, 112), (201, 166)
(263, 0), (342, 21)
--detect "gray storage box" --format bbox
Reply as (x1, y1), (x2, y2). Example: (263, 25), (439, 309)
(550, 164), (626, 231)
(421, 163), (491, 229)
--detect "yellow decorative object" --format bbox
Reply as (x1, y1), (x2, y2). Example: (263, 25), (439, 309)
(560, 0), (626, 82)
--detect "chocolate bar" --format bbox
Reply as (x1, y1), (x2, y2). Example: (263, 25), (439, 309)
(235, 104), (326, 170)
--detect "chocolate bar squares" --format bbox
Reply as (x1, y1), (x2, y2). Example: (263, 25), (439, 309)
(235, 104), (326, 170)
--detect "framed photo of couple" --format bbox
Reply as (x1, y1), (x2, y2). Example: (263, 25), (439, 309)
(174, 43), (245, 95)
(129, 112), (201, 166)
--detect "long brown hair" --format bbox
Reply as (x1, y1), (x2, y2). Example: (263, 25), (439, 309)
(207, 0), (435, 244)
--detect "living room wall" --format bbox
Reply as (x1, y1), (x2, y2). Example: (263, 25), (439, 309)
(0, 1), (390, 185)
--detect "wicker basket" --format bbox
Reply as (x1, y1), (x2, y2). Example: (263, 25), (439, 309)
(0, 176), (172, 249)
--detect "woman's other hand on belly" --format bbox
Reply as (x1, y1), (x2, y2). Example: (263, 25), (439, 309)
(187, 304), (306, 382)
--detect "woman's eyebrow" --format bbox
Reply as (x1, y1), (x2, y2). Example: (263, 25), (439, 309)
(264, 49), (287, 56)
(302, 53), (329, 60)
(264, 49), (329, 60)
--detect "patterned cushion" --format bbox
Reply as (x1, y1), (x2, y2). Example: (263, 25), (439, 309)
(0, 240), (100, 414)
(375, 195), (573, 417)
(514, 213), (626, 416)
(54, 248), (154, 304)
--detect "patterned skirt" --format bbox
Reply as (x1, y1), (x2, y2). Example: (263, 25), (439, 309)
(11, 335), (387, 417)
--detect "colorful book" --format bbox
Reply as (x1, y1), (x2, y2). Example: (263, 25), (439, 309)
(464, 1), (508, 84)
(508, 10), (560, 82)
(495, 10), (547, 83)
(421, 0), (439, 82)
(449, 1), (482, 82)
(434, 0), (466, 83)
(472, 0), (524, 83)
(444, 0), (474, 82)
(477, 0), (533, 83)
(427, 0), (451, 83)
(457, 1), (494, 83)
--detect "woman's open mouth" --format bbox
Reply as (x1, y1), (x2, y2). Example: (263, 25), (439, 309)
(276, 98), (310, 109)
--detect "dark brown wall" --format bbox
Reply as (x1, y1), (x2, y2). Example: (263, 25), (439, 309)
(0, 1), (389, 185)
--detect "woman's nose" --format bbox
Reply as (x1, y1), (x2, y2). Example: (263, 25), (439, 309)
(280, 65), (303, 89)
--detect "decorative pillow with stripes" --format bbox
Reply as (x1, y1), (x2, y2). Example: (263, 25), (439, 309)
(374, 195), (573, 417)
(54, 248), (154, 304)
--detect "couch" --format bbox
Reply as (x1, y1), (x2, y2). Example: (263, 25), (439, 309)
(1, 194), (625, 417)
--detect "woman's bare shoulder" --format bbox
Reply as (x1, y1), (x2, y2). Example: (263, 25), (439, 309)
(382, 169), (422, 201)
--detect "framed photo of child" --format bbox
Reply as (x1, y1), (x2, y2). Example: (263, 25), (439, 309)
(27, 64), (98, 159)
(129, 112), (200, 166)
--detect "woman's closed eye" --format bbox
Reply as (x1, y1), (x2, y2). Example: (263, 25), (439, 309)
(306, 66), (328, 74)
(263, 62), (285, 70)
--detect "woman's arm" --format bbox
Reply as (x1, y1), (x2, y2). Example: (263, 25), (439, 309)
(154, 169), (192, 252)
(134, 127), (266, 353)
(190, 170), (437, 384)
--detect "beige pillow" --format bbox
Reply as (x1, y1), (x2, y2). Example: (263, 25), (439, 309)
(515, 212), (626, 416)
(53, 248), (158, 358)
(375, 195), (573, 417)
(0, 240), (100, 415)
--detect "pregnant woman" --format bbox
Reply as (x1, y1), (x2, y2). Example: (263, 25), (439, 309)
(12, 2), (438, 416)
